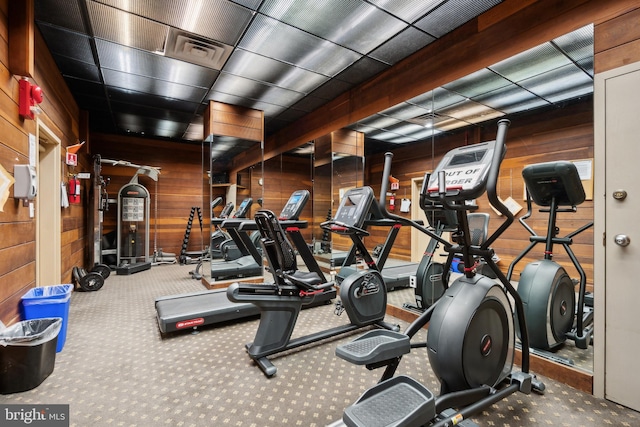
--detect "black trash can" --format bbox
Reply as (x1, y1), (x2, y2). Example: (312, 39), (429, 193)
(0, 317), (62, 394)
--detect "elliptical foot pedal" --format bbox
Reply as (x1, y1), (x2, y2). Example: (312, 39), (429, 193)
(336, 330), (410, 365)
(343, 375), (435, 427)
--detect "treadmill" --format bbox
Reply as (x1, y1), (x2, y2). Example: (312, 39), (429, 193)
(155, 190), (333, 333)
(336, 199), (420, 290)
(209, 197), (263, 280)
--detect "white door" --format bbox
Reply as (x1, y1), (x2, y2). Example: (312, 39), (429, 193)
(595, 62), (640, 410)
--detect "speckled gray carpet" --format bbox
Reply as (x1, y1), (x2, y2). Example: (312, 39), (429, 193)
(1, 263), (637, 427)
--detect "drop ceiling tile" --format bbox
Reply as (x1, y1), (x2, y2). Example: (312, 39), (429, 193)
(553, 24), (594, 63)
(472, 85), (549, 114)
(224, 50), (329, 93)
(35, 0), (86, 33)
(37, 24), (95, 65)
(518, 64), (593, 103)
(367, 0), (443, 23)
(107, 87), (201, 113)
(414, 0), (502, 38)
(334, 56), (388, 85)
(96, 40), (218, 88)
(87, 2), (169, 53)
(103, 69), (208, 102)
(368, 27), (435, 65)
(94, 0), (253, 45)
(443, 68), (511, 98)
(239, 14), (361, 76)
(438, 97), (503, 121)
(308, 79), (353, 101)
(259, 0), (407, 54)
(205, 91), (289, 118)
(56, 57), (101, 82)
(210, 73), (305, 107)
(490, 42), (571, 82)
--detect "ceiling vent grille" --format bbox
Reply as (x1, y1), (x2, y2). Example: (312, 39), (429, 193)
(164, 28), (232, 70)
(407, 112), (444, 126)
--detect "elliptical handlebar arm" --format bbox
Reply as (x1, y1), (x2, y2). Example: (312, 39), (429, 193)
(379, 152), (450, 247)
(482, 119), (514, 249)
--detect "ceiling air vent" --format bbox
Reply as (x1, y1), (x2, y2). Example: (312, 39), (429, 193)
(164, 28), (232, 70)
(407, 112), (444, 127)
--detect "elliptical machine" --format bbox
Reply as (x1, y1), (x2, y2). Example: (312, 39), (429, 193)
(506, 161), (594, 362)
(330, 119), (543, 427)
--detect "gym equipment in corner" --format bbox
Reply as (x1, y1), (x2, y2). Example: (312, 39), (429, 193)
(155, 190), (331, 334)
(227, 186), (399, 377)
(507, 160), (594, 362)
(334, 197), (421, 291)
(329, 119), (543, 427)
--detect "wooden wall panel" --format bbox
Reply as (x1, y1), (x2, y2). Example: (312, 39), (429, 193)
(0, 8), (83, 325)
(594, 6), (640, 72)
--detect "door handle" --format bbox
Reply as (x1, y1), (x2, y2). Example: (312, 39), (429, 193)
(614, 234), (631, 247)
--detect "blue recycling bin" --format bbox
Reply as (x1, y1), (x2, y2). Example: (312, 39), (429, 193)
(20, 284), (72, 352)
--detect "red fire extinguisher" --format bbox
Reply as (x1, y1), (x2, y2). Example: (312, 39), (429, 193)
(389, 194), (395, 211)
(69, 176), (81, 204)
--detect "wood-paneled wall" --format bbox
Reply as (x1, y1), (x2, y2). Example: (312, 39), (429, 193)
(0, 1), (84, 325)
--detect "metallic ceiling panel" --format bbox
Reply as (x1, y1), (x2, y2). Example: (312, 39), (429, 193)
(308, 79), (354, 101)
(87, 2), (169, 53)
(334, 57), (388, 85)
(357, 114), (403, 130)
(472, 85), (549, 114)
(93, 0), (253, 46)
(290, 94), (331, 113)
(553, 24), (594, 64)
(113, 112), (189, 137)
(408, 86), (477, 111)
(110, 101), (195, 123)
(96, 40), (218, 88)
(368, 0), (443, 23)
(37, 24), (95, 65)
(56, 57), (102, 83)
(224, 50), (329, 93)
(259, 0), (407, 54)
(239, 14), (361, 77)
(518, 64), (593, 103)
(34, 0), (87, 34)
(64, 78), (107, 100)
(230, 0), (262, 10)
(379, 103), (433, 122)
(438, 97), (503, 122)
(368, 27), (435, 65)
(489, 42), (571, 82)
(414, 0), (502, 38)
(103, 69), (209, 102)
(206, 90), (289, 118)
(210, 74), (306, 107)
(107, 87), (202, 113)
(442, 68), (511, 99)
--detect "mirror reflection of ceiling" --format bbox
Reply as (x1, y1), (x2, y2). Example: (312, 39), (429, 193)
(35, 0), (506, 158)
(350, 24), (594, 147)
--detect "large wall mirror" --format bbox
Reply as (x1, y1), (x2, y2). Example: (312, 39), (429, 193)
(340, 24), (595, 379)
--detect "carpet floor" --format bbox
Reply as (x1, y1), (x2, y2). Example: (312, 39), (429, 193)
(1, 263), (638, 427)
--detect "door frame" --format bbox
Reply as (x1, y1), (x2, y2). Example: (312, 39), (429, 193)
(593, 60), (640, 401)
(36, 120), (62, 286)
